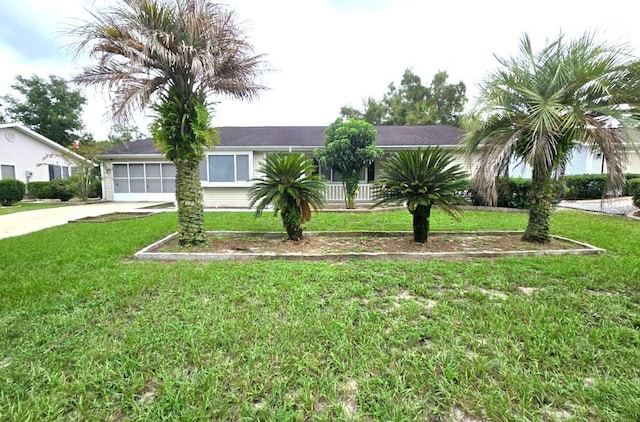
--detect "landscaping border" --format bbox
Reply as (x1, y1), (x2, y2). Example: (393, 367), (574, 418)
(134, 230), (605, 261)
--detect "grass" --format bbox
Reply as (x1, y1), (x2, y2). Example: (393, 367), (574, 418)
(0, 201), (71, 216)
(0, 209), (639, 420)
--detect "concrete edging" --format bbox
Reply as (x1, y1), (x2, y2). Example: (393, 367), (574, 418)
(134, 230), (605, 262)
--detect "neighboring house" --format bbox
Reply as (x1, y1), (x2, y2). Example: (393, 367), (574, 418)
(98, 125), (464, 207)
(0, 122), (91, 184)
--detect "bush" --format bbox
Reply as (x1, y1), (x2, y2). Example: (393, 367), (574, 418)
(0, 179), (26, 206)
(562, 174), (606, 199)
(561, 174), (640, 199)
(51, 179), (75, 202)
(468, 177), (563, 209)
(628, 178), (640, 208)
(27, 181), (56, 199)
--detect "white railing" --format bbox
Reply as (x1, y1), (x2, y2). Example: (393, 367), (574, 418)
(324, 183), (374, 203)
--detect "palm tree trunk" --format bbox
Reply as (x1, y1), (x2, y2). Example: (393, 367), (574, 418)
(522, 167), (553, 243)
(281, 202), (303, 241)
(175, 158), (207, 246)
(412, 204), (431, 243)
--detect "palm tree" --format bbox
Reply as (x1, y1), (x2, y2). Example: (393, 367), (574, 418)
(372, 148), (468, 243)
(248, 153), (327, 241)
(69, 0), (266, 246)
(463, 33), (640, 243)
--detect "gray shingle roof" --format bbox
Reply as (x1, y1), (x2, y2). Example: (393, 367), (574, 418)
(101, 125), (463, 156)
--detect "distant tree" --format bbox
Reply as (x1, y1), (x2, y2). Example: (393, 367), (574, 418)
(372, 148), (468, 243)
(1, 75), (89, 146)
(248, 153), (327, 241)
(315, 118), (383, 209)
(340, 97), (386, 124)
(0, 102), (6, 123)
(107, 124), (147, 144)
(341, 69), (467, 126)
(463, 33), (640, 243)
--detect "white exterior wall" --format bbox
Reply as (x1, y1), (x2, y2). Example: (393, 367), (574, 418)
(202, 187), (251, 208)
(626, 150), (640, 174)
(102, 161), (115, 201)
(0, 126), (75, 183)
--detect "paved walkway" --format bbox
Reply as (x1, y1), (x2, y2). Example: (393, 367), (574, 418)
(0, 202), (164, 240)
(557, 196), (638, 215)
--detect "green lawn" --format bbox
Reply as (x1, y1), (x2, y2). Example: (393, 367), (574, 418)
(0, 210), (638, 420)
(0, 201), (71, 216)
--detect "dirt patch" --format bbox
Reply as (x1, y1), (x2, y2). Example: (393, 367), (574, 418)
(157, 232), (582, 254)
(136, 231), (605, 261)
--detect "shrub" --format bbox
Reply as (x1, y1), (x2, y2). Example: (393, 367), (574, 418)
(51, 179), (75, 202)
(561, 174), (640, 199)
(469, 177), (562, 209)
(0, 179), (26, 206)
(562, 174), (606, 199)
(27, 181), (56, 199)
(497, 178), (532, 209)
(628, 178), (640, 208)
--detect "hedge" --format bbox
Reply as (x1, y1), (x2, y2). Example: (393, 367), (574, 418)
(27, 181), (56, 199)
(0, 179), (26, 206)
(468, 173), (640, 209)
(628, 178), (640, 208)
(563, 174), (640, 199)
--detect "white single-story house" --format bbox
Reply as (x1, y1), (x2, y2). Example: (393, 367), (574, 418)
(98, 125), (465, 207)
(99, 125), (640, 208)
(0, 122), (91, 184)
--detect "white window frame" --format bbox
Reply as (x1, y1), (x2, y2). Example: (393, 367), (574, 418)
(48, 164), (73, 181)
(112, 162), (177, 194)
(200, 152), (253, 187)
(314, 162), (374, 183)
(0, 163), (17, 180)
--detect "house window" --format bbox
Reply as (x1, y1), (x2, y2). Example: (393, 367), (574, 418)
(200, 154), (251, 183)
(113, 163), (176, 193)
(48, 164), (72, 181)
(314, 161), (375, 183)
(1, 164), (16, 180)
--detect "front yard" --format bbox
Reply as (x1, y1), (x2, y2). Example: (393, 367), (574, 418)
(0, 209), (638, 420)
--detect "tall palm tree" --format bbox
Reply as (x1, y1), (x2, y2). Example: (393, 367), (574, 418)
(372, 148), (468, 243)
(463, 33), (640, 243)
(69, 0), (266, 246)
(248, 153), (327, 241)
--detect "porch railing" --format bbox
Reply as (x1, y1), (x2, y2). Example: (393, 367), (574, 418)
(324, 183), (374, 203)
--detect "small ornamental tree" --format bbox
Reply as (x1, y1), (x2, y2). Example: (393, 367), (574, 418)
(315, 118), (383, 209)
(372, 148), (468, 243)
(248, 153), (327, 241)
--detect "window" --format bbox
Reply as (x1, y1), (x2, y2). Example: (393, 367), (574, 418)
(113, 163), (176, 194)
(1, 165), (16, 180)
(200, 154), (251, 183)
(48, 164), (72, 181)
(314, 161), (375, 183)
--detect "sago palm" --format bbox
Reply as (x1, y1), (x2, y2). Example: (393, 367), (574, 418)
(69, 0), (266, 246)
(463, 33), (640, 243)
(248, 153), (327, 241)
(372, 147), (469, 243)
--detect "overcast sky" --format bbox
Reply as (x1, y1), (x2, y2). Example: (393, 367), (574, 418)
(1, 0), (638, 140)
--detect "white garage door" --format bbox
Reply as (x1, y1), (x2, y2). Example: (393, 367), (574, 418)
(113, 163), (177, 202)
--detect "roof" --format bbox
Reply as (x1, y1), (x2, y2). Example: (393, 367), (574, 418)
(100, 125), (464, 157)
(0, 122), (94, 165)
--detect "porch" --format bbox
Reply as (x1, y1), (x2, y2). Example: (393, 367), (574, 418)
(323, 183), (375, 204)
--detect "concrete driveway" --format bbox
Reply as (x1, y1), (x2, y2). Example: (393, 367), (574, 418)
(0, 202), (165, 240)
